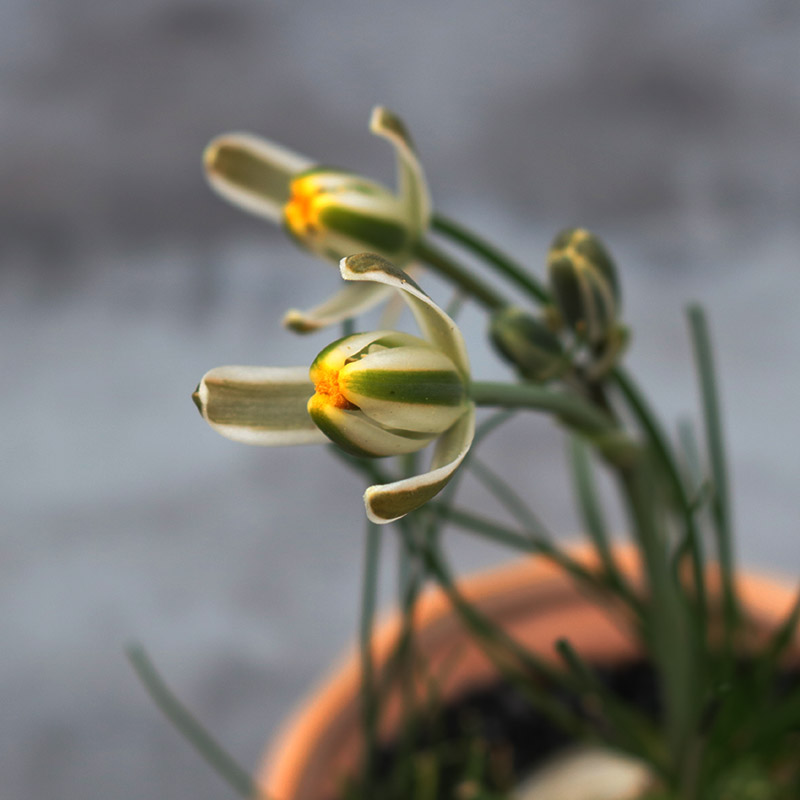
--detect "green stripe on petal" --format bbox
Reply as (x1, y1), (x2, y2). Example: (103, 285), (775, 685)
(318, 205), (410, 255)
(340, 253), (471, 377)
(194, 366), (326, 446)
(364, 404), (475, 524)
(340, 346), (466, 433)
(344, 367), (464, 406)
(309, 331), (406, 379)
(203, 134), (313, 222)
(308, 396), (435, 458)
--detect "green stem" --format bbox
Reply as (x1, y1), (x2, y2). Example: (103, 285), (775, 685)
(416, 238), (508, 311)
(358, 520), (382, 791)
(470, 380), (618, 435)
(126, 644), (258, 798)
(431, 213), (551, 304)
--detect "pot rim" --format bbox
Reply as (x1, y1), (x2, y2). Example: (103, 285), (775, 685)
(258, 544), (797, 800)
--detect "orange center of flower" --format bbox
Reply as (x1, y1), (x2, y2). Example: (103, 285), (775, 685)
(284, 176), (324, 236)
(313, 367), (357, 410)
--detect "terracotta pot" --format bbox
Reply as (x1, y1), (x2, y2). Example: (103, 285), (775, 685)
(257, 547), (797, 800)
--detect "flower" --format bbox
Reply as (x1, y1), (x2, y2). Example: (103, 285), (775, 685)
(193, 254), (475, 524)
(203, 108), (430, 333)
(307, 330), (468, 458)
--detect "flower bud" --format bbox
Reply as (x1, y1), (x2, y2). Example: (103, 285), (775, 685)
(283, 169), (419, 265)
(489, 307), (567, 381)
(307, 330), (468, 458)
(547, 228), (620, 346)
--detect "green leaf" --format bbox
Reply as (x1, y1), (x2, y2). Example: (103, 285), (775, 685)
(687, 304), (737, 633)
(127, 644), (258, 798)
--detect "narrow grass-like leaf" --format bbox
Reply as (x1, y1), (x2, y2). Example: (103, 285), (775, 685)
(555, 638), (669, 773)
(677, 418), (704, 500)
(687, 305), (737, 634)
(616, 465), (697, 782)
(358, 520), (383, 791)
(466, 456), (551, 538)
(409, 532), (591, 739)
(758, 583), (800, 690)
(430, 504), (642, 617)
(568, 436), (617, 582)
(126, 644), (258, 798)
(674, 418), (709, 620)
(612, 367), (707, 634)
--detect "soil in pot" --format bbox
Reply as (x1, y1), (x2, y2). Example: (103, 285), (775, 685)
(340, 660), (656, 800)
(340, 660), (800, 800)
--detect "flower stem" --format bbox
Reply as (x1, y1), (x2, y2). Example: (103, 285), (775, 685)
(469, 380), (618, 435)
(431, 213), (551, 304)
(416, 238), (508, 311)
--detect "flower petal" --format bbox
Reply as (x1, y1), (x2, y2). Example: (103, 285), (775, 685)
(363, 404), (475, 524)
(283, 282), (394, 333)
(193, 366), (326, 446)
(340, 345), (467, 434)
(369, 107), (431, 232)
(340, 253), (470, 376)
(203, 134), (313, 222)
(308, 395), (436, 458)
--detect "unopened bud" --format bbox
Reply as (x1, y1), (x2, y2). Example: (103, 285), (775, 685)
(489, 307), (567, 381)
(547, 228), (620, 346)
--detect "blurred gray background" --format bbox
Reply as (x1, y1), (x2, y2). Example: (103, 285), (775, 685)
(3, 2), (800, 798)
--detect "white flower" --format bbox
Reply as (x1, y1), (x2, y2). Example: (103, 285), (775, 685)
(203, 108), (430, 333)
(193, 254), (474, 524)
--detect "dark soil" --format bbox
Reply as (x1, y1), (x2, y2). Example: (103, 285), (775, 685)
(369, 661), (659, 795)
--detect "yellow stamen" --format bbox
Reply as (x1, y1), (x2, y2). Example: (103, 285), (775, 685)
(312, 366), (357, 410)
(284, 175), (327, 236)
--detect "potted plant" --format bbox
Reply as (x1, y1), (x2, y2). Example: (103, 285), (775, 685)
(131, 107), (800, 800)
